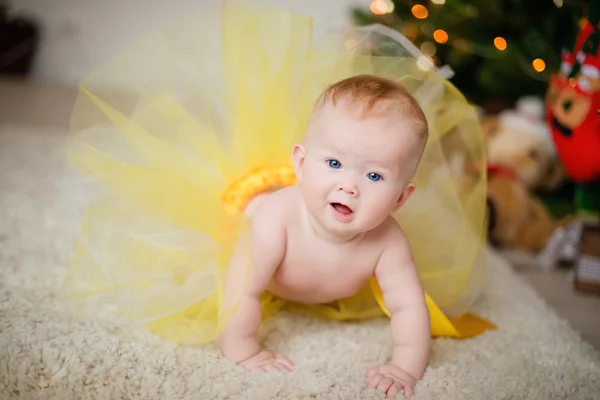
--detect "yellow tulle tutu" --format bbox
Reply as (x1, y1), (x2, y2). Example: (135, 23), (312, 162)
(63, 2), (494, 345)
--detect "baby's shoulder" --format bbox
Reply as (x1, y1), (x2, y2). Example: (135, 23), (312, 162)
(250, 185), (300, 225)
(370, 216), (410, 249)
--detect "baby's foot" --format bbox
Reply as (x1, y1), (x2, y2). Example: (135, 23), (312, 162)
(239, 349), (294, 373)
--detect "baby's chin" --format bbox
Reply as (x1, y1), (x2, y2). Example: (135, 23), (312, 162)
(322, 212), (375, 237)
(323, 223), (364, 240)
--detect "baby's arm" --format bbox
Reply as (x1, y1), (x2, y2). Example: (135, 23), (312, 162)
(218, 207), (290, 371)
(368, 227), (430, 398)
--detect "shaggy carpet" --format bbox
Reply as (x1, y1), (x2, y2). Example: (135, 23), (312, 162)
(1, 125), (599, 400)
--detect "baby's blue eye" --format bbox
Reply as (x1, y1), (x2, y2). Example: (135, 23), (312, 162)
(367, 172), (382, 181)
(328, 159), (342, 169)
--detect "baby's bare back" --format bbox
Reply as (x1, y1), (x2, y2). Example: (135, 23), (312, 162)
(251, 186), (387, 304)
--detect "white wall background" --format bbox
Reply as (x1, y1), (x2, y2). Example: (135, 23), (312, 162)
(8, 0), (371, 86)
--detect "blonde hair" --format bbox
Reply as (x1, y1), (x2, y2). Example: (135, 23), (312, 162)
(314, 74), (428, 140)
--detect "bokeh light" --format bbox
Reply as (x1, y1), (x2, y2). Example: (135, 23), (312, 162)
(433, 29), (448, 44)
(494, 37), (507, 51)
(370, 0), (395, 15)
(412, 5), (429, 19)
(532, 58), (546, 72)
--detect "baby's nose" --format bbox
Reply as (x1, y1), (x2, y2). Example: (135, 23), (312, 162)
(338, 183), (359, 197)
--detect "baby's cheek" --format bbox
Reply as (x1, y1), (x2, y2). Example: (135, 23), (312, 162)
(310, 168), (334, 188)
(364, 190), (395, 213)
(383, 189), (403, 213)
(303, 170), (330, 197)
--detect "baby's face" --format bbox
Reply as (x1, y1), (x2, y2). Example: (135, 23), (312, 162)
(294, 102), (419, 237)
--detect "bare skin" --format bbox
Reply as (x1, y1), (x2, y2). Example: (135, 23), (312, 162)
(219, 100), (431, 398)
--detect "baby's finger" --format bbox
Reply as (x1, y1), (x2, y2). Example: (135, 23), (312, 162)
(273, 361), (293, 373)
(386, 383), (403, 399)
(402, 385), (415, 399)
(262, 364), (280, 373)
(368, 372), (384, 388)
(378, 365), (416, 385)
(241, 362), (258, 372)
(248, 365), (266, 373)
(242, 351), (271, 366)
(376, 377), (394, 394)
(366, 367), (379, 379)
(275, 355), (295, 370)
(253, 356), (280, 369)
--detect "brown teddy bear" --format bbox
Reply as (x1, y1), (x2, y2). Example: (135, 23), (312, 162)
(482, 97), (572, 252)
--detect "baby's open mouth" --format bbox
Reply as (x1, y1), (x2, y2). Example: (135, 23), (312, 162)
(331, 203), (353, 214)
(330, 202), (355, 222)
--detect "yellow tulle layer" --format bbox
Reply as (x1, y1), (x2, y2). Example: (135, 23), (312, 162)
(63, 2), (493, 345)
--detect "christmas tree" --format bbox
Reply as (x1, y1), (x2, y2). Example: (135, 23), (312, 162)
(353, 0), (589, 109)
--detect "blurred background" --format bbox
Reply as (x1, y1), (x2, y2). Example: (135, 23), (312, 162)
(1, 0), (599, 346)
(1, 0), (588, 105)
(354, 0), (585, 111)
(1, 0), (372, 85)
(0, 0), (372, 125)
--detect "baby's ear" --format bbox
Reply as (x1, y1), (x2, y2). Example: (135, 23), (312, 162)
(292, 144), (306, 182)
(392, 182), (416, 213)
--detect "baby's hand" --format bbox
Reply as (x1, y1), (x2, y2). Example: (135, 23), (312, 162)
(239, 349), (294, 373)
(367, 363), (417, 399)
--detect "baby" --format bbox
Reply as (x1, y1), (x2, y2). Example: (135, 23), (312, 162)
(219, 75), (431, 399)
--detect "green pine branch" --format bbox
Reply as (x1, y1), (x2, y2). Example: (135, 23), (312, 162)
(353, 0), (587, 105)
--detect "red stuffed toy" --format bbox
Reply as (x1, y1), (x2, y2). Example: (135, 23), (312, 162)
(546, 2), (600, 213)
(541, 2), (600, 292)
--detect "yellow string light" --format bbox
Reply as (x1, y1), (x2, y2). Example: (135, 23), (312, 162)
(411, 5), (429, 19)
(433, 29), (448, 44)
(385, 0), (395, 13)
(493, 37), (507, 51)
(370, 0), (387, 15)
(532, 58), (546, 72)
(369, 5), (550, 78)
(370, 0), (394, 15)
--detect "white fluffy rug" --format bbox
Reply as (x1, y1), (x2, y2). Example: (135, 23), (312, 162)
(1, 125), (599, 400)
